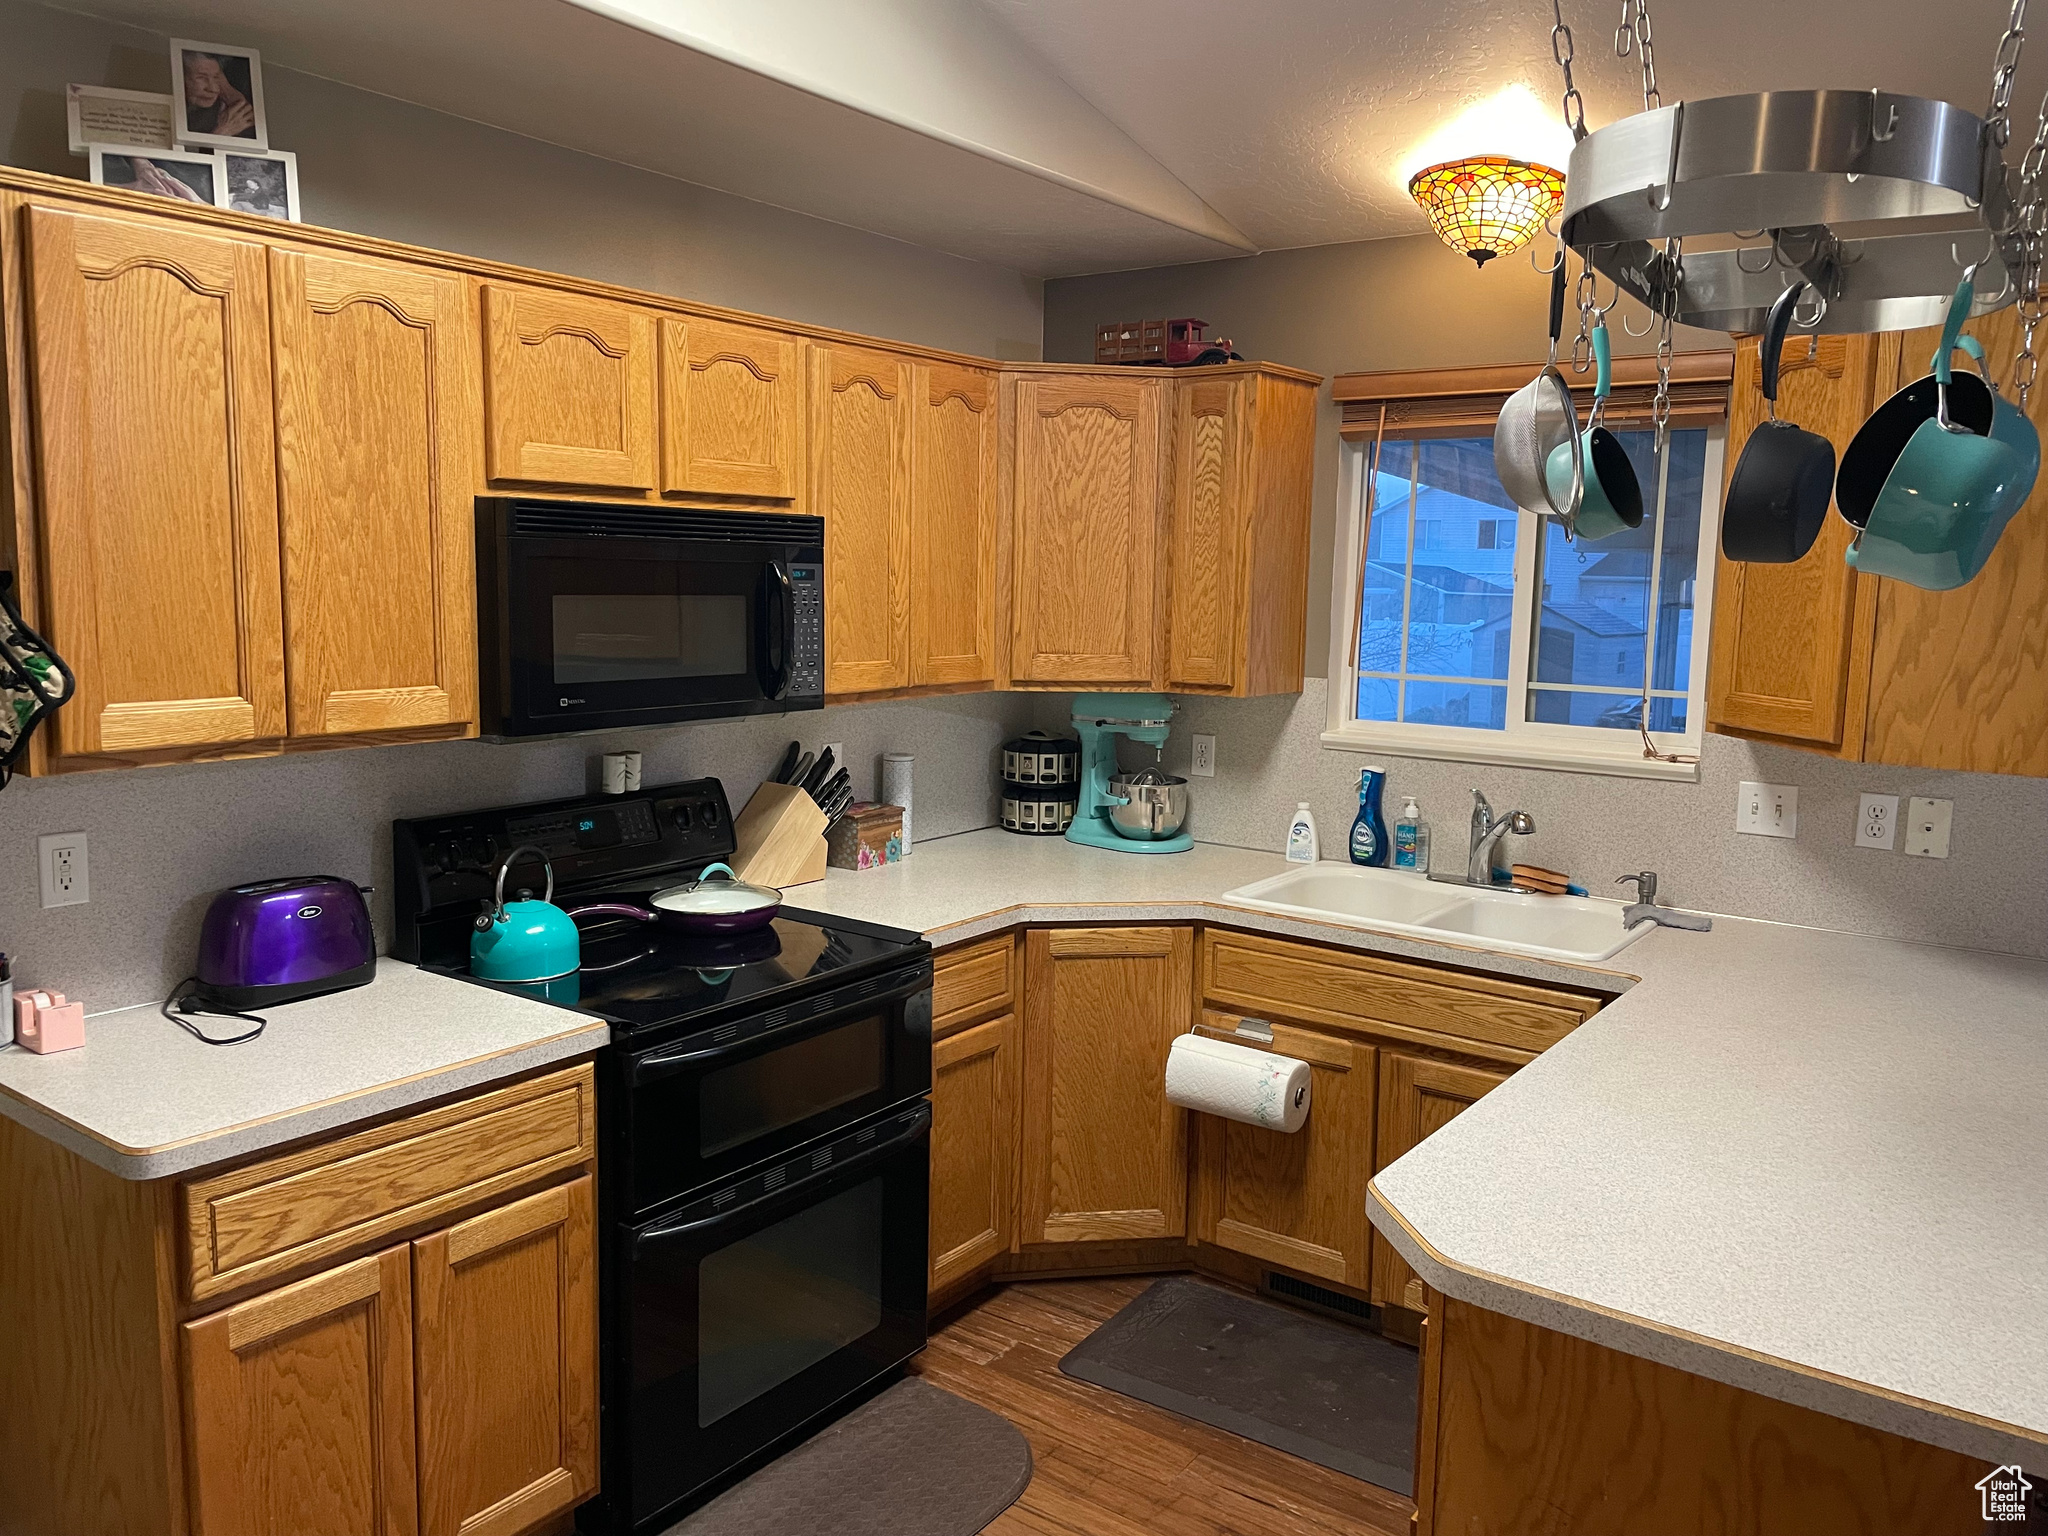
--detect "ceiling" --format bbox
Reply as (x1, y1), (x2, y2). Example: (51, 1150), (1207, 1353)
(45, 0), (2048, 276)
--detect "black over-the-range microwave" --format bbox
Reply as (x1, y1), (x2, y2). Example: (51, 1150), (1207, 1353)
(475, 498), (824, 737)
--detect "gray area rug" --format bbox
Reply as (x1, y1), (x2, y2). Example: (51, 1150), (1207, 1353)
(662, 1377), (1032, 1536)
(1059, 1275), (1419, 1495)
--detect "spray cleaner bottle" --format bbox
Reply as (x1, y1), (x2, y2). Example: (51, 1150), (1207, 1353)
(1348, 766), (1390, 867)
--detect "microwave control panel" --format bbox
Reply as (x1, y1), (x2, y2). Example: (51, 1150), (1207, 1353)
(789, 564), (824, 699)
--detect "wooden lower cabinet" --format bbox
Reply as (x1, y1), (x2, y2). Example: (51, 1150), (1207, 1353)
(1020, 926), (1193, 1244)
(182, 1245), (420, 1536)
(1370, 1053), (1507, 1309)
(1190, 1014), (1376, 1291)
(930, 1013), (1020, 1294)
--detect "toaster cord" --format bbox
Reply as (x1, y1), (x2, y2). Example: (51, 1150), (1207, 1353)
(161, 977), (266, 1046)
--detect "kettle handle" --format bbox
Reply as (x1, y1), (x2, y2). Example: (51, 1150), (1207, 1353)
(484, 844), (555, 925)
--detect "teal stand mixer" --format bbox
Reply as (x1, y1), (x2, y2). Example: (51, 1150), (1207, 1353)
(1066, 693), (1193, 855)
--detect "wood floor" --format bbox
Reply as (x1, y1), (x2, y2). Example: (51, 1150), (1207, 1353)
(909, 1276), (1416, 1536)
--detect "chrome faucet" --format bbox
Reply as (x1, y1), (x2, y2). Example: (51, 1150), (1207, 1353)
(1432, 789), (1534, 886)
(1616, 870), (1713, 932)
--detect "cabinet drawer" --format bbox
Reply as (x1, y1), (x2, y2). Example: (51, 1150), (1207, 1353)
(1200, 928), (1601, 1062)
(180, 1063), (595, 1304)
(932, 934), (1015, 1038)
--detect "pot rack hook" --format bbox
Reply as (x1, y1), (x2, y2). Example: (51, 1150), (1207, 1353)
(1529, 234), (1566, 275)
(1645, 100), (1684, 212)
(1869, 89), (1899, 143)
(1734, 233), (1777, 274)
(1791, 287), (1829, 330)
(1952, 229), (1996, 270)
(1620, 304), (1656, 337)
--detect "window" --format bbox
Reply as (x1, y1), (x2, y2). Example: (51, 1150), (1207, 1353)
(1325, 364), (1728, 779)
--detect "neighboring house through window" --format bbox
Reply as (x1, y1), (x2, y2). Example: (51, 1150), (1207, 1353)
(1324, 352), (1732, 779)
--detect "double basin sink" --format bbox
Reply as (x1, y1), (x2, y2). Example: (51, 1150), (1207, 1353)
(1221, 863), (1651, 964)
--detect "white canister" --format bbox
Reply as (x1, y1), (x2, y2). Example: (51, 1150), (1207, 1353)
(882, 752), (913, 852)
(601, 753), (628, 794)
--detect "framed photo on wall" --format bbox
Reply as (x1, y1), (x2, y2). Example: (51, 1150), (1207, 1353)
(65, 84), (175, 155)
(168, 38), (267, 150)
(89, 144), (221, 206)
(220, 148), (300, 221)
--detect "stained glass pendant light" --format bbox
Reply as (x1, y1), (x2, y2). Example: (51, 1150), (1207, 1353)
(1408, 156), (1566, 267)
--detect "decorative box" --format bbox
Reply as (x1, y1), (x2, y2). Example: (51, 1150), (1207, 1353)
(827, 802), (905, 871)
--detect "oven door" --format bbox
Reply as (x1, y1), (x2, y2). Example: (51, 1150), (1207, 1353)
(504, 532), (797, 734)
(620, 961), (933, 1217)
(614, 1101), (931, 1530)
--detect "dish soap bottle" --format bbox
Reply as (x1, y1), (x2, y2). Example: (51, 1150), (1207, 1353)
(1285, 802), (1319, 863)
(1348, 766), (1389, 867)
(1394, 796), (1426, 872)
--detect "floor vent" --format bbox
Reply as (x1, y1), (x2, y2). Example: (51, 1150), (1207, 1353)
(1261, 1271), (1374, 1328)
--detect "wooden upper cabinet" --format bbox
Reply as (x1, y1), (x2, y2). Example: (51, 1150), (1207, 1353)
(271, 249), (477, 740)
(1191, 1015), (1376, 1292)
(182, 1245), (418, 1536)
(1371, 1051), (1506, 1310)
(413, 1177), (597, 1536)
(1008, 373), (1164, 686)
(911, 362), (1000, 687)
(1164, 376), (1246, 690)
(481, 282), (655, 490)
(1705, 333), (1879, 748)
(660, 316), (803, 501)
(1020, 926), (1192, 1245)
(23, 204), (285, 760)
(812, 341), (913, 694)
(930, 1011), (1020, 1295)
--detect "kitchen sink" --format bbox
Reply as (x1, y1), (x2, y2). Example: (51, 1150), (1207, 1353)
(1221, 863), (1651, 964)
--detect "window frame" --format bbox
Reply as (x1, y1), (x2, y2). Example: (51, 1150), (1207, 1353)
(1320, 423), (1726, 782)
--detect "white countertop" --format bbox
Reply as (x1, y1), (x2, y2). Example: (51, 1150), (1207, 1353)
(0, 959), (607, 1179)
(791, 828), (2048, 1465)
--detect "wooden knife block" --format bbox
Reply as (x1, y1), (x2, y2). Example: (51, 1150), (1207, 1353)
(731, 781), (828, 889)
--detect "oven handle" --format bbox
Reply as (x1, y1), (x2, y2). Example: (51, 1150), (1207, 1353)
(631, 1102), (930, 1249)
(628, 963), (933, 1084)
(758, 560), (793, 702)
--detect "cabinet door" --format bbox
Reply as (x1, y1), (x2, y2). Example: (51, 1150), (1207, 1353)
(1021, 927), (1192, 1244)
(1009, 374), (1163, 685)
(481, 282), (654, 489)
(25, 204), (285, 759)
(1371, 1053), (1506, 1310)
(1191, 1014), (1375, 1291)
(911, 362), (999, 686)
(812, 342), (913, 694)
(182, 1245), (417, 1536)
(1705, 334), (1878, 747)
(659, 316), (803, 500)
(1164, 376), (1245, 690)
(413, 1176), (597, 1536)
(930, 1011), (1019, 1295)
(272, 249), (477, 739)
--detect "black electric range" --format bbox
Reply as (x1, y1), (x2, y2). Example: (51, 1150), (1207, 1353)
(394, 780), (934, 1532)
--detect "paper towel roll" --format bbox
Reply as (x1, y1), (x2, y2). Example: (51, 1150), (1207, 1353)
(1164, 1033), (1310, 1133)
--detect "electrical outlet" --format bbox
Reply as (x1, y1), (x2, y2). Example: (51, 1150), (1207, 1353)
(1855, 792), (1899, 850)
(1190, 734), (1216, 778)
(38, 831), (90, 909)
(1902, 796), (1952, 858)
(1735, 781), (1798, 839)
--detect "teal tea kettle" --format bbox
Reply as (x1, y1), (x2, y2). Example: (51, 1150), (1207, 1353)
(471, 844), (580, 995)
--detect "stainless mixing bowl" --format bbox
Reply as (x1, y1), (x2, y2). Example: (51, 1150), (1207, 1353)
(1106, 770), (1189, 840)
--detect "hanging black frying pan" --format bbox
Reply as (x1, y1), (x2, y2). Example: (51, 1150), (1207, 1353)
(1721, 283), (1838, 564)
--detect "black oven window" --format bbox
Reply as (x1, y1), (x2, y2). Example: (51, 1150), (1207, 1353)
(699, 1015), (888, 1159)
(552, 593), (747, 684)
(697, 1178), (885, 1427)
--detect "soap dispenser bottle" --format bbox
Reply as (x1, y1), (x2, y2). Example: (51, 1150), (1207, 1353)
(1348, 766), (1390, 867)
(1285, 803), (1319, 863)
(1394, 796), (1424, 871)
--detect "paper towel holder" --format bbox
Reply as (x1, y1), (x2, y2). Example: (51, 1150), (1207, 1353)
(1232, 1016), (1274, 1043)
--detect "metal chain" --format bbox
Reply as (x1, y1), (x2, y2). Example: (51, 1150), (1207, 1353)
(1571, 253), (1599, 371)
(1652, 237), (1681, 449)
(1551, 0), (1587, 141)
(2011, 82), (2048, 406)
(1989, 0), (2030, 147)
(1615, 0), (1661, 113)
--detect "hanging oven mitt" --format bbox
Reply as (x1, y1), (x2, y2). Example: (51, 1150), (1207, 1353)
(0, 571), (75, 772)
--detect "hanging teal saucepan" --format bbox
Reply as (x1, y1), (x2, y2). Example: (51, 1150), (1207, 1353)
(1721, 283), (1837, 564)
(1844, 275), (2038, 591)
(1544, 321), (1644, 543)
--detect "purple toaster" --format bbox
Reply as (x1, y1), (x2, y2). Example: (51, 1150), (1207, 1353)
(195, 876), (377, 1009)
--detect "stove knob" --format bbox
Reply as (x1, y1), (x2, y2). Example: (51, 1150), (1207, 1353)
(700, 802), (722, 829)
(463, 836), (494, 869)
(670, 803), (694, 831)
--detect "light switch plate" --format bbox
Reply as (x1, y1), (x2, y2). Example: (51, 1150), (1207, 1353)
(1856, 793), (1899, 850)
(1903, 796), (1952, 858)
(1736, 781), (1798, 839)
(1190, 734), (1216, 777)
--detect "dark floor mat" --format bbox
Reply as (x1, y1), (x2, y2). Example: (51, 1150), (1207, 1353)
(1058, 1275), (1418, 1495)
(662, 1376), (1032, 1536)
